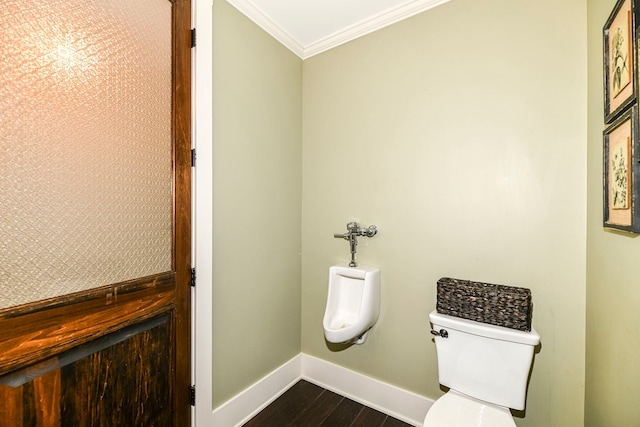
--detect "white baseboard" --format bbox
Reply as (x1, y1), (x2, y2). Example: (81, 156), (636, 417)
(208, 353), (433, 427)
(209, 355), (301, 427)
(301, 354), (432, 426)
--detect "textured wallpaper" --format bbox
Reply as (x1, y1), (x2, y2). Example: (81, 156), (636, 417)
(0, 0), (173, 309)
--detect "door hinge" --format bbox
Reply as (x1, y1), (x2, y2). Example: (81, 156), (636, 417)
(191, 28), (196, 48)
(190, 385), (196, 406)
(191, 148), (196, 167)
(190, 268), (196, 287)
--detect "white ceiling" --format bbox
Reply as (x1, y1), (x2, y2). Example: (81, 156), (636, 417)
(225, 0), (451, 59)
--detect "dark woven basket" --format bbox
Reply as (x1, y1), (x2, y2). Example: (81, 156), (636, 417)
(436, 277), (532, 331)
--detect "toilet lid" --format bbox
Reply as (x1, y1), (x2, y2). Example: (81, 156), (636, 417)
(424, 390), (516, 427)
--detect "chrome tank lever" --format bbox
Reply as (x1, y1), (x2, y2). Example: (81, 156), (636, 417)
(430, 329), (448, 338)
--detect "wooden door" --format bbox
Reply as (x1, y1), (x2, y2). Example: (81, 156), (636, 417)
(0, 0), (192, 425)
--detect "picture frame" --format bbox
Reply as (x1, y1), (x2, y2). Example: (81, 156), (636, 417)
(604, 0), (637, 123)
(603, 105), (640, 232)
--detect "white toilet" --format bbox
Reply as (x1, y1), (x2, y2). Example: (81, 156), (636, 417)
(323, 264), (380, 344)
(425, 310), (540, 426)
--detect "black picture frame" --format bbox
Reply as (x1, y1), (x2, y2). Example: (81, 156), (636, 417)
(604, 0), (638, 123)
(603, 105), (640, 232)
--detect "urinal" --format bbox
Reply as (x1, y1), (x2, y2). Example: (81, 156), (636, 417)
(323, 264), (381, 344)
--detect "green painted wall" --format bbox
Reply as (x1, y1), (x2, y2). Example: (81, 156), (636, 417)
(212, 0), (594, 423)
(301, 0), (587, 425)
(586, 0), (640, 424)
(211, 0), (303, 407)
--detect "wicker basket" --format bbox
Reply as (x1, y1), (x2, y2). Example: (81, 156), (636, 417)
(436, 277), (532, 331)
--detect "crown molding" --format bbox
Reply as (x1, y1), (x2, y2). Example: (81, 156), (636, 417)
(304, 0), (450, 58)
(225, 0), (450, 60)
(225, 0), (305, 57)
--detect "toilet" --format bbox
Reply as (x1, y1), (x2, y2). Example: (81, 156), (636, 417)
(425, 310), (540, 426)
(323, 264), (380, 344)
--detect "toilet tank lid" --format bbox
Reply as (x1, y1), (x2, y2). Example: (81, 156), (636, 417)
(429, 310), (540, 346)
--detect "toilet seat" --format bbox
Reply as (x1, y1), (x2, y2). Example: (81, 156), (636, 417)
(423, 390), (516, 427)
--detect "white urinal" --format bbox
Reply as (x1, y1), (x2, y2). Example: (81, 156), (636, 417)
(323, 264), (381, 344)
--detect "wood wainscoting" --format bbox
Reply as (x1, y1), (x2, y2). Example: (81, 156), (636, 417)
(0, 274), (179, 426)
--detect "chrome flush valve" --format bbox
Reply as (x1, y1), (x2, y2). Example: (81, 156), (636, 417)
(333, 222), (378, 267)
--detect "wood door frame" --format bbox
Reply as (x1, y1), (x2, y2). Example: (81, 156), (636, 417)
(172, 0), (193, 423)
(0, 0), (192, 424)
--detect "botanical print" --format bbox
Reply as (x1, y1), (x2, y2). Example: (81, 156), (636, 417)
(610, 9), (632, 97)
(612, 27), (629, 95)
(611, 136), (630, 209)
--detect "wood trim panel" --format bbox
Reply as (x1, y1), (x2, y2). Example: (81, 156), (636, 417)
(31, 369), (61, 426)
(172, 0), (192, 424)
(0, 315), (174, 426)
(0, 0), (192, 423)
(0, 273), (176, 376)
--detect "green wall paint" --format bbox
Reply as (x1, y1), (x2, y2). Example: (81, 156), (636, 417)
(301, 1), (586, 426)
(213, 0), (598, 424)
(212, 0), (303, 407)
(586, 0), (640, 424)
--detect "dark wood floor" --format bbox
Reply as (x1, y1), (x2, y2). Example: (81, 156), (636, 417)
(243, 380), (414, 427)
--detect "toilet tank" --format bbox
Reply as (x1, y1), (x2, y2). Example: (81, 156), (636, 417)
(429, 310), (540, 411)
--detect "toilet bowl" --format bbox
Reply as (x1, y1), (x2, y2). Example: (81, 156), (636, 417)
(323, 264), (380, 344)
(424, 390), (515, 427)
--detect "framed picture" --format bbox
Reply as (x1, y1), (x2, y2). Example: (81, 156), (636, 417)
(604, 0), (637, 123)
(603, 105), (640, 232)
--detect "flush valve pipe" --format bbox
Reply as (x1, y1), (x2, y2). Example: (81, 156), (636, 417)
(333, 222), (378, 267)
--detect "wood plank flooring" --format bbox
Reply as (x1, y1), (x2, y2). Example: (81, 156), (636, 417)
(243, 380), (415, 427)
